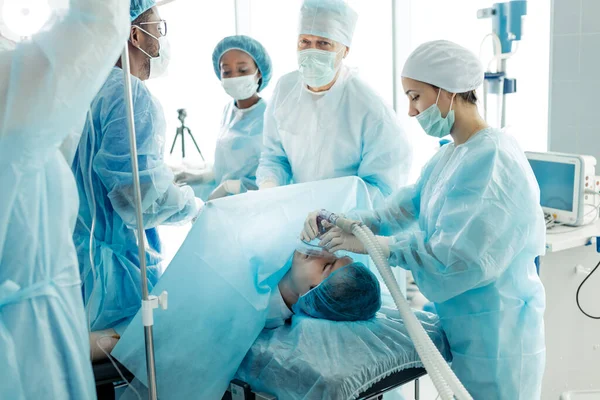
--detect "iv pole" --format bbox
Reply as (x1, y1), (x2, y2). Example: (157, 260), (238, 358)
(121, 44), (163, 400)
(478, 0), (527, 129)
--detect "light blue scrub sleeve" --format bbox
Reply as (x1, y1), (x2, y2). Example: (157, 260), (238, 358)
(357, 117), (412, 202)
(387, 147), (538, 303)
(256, 85), (293, 186)
(349, 184), (421, 235)
(94, 105), (197, 229)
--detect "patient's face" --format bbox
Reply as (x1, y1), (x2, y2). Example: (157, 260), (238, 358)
(290, 251), (353, 295)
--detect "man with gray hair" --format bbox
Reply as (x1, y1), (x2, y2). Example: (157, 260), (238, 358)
(256, 0), (412, 206)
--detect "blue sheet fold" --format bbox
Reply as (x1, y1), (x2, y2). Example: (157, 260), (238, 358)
(112, 177), (373, 399)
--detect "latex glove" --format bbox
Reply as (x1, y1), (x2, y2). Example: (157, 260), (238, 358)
(301, 210), (326, 242)
(208, 180), (242, 201)
(319, 228), (391, 258)
(175, 169), (215, 186)
(259, 180), (278, 190)
(318, 227), (366, 254)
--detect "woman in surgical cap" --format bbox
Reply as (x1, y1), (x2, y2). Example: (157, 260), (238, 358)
(302, 40), (546, 400)
(175, 35), (272, 201)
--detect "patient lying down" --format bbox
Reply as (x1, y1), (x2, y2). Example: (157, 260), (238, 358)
(266, 250), (382, 328)
(90, 249), (382, 360)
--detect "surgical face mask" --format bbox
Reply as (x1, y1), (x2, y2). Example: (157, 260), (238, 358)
(416, 89), (456, 138)
(132, 26), (171, 79)
(297, 48), (343, 88)
(149, 36), (171, 79)
(221, 71), (259, 101)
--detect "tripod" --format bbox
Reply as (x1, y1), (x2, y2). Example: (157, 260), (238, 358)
(170, 108), (204, 160)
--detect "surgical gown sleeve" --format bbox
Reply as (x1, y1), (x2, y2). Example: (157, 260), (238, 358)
(349, 184), (421, 235)
(0, 0), (129, 144)
(0, 1), (129, 399)
(94, 82), (198, 228)
(256, 84), (293, 186)
(387, 144), (543, 303)
(357, 116), (412, 201)
(348, 148), (445, 234)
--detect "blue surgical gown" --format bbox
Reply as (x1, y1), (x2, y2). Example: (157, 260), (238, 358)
(195, 99), (266, 199)
(256, 65), (412, 205)
(72, 67), (198, 333)
(352, 128), (546, 399)
(0, 0), (129, 398)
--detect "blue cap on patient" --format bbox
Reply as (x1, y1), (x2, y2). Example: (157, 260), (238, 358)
(293, 262), (381, 321)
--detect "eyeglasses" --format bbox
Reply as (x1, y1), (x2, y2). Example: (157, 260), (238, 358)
(138, 20), (167, 37)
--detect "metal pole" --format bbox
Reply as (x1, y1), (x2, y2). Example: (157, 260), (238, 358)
(500, 59), (507, 128)
(415, 377), (420, 400)
(234, 0), (240, 35)
(120, 45), (158, 400)
(391, 0), (398, 112)
(234, 0), (251, 36)
(483, 79), (488, 122)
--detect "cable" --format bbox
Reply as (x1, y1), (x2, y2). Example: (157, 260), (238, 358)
(478, 33), (519, 73)
(87, 109), (138, 396)
(546, 202), (600, 233)
(575, 259), (600, 320)
(87, 108), (98, 337)
(487, 41), (519, 72)
(96, 336), (142, 400)
(479, 33), (501, 70)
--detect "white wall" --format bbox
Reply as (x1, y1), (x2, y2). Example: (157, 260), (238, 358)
(150, 0), (550, 177)
(405, 0), (551, 155)
(146, 0), (235, 168)
(549, 0), (600, 162)
(246, 0), (394, 103)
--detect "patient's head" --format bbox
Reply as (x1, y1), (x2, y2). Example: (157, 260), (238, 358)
(289, 250), (354, 296)
(292, 261), (382, 322)
(278, 250), (382, 322)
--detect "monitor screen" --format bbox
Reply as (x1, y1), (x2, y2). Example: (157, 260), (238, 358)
(528, 159), (575, 212)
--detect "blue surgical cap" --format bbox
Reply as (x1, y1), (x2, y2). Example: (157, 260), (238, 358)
(212, 35), (273, 92)
(130, 0), (156, 21)
(293, 262), (382, 321)
(299, 0), (358, 47)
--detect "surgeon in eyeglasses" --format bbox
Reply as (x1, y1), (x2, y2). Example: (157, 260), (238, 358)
(71, 0), (199, 340)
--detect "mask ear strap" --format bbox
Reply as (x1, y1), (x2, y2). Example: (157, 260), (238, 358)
(438, 89), (456, 117)
(449, 93), (456, 111)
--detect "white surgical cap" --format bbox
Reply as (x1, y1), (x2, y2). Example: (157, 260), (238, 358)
(402, 40), (484, 93)
(299, 0), (358, 48)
